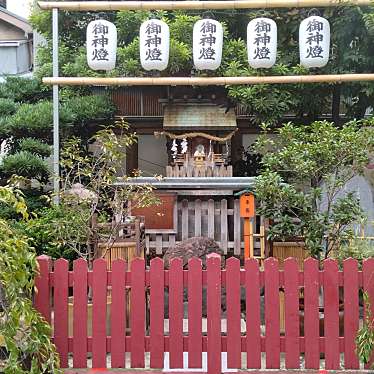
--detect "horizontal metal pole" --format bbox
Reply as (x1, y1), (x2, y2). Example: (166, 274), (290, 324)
(43, 74), (374, 86)
(38, 0), (371, 11)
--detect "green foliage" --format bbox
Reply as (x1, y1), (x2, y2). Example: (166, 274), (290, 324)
(332, 237), (374, 268)
(0, 152), (50, 182)
(0, 186), (60, 373)
(62, 93), (115, 125)
(115, 10), (149, 46)
(0, 77), (44, 103)
(228, 83), (295, 125)
(168, 39), (192, 75)
(56, 120), (159, 262)
(6, 101), (54, 140)
(0, 99), (18, 117)
(30, 7), (101, 49)
(17, 138), (51, 158)
(356, 292), (374, 366)
(169, 13), (200, 46)
(2, 92), (115, 143)
(18, 205), (85, 261)
(116, 40), (143, 76)
(254, 120), (374, 257)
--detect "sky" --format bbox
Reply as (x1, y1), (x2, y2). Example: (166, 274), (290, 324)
(7, 0), (33, 19)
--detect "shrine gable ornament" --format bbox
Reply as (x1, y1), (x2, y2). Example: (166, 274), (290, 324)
(87, 19), (117, 71)
(299, 15), (330, 68)
(140, 19), (170, 71)
(193, 18), (223, 71)
(247, 17), (277, 69)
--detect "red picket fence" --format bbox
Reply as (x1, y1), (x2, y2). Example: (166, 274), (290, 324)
(34, 254), (374, 372)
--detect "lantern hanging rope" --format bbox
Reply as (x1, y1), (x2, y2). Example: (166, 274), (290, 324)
(154, 129), (238, 142)
(38, 0), (372, 10)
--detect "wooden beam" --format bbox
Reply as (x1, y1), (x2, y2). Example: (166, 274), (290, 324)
(43, 74), (374, 86)
(38, 0), (372, 11)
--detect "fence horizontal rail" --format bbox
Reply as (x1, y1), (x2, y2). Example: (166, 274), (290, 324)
(57, 336), (347, 353)
(34, 255), (374, 372)
(45, 263), (365, 287)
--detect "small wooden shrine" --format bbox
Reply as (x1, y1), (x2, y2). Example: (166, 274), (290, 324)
(155, 129), (237, 178)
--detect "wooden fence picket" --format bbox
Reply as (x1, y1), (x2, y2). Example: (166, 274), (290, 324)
(53, 259), (69, 368)
(150, 257), (165, 368)
(343, 258), (359, 369)
(226, 257), (241, 368)
(284, 258), (300, 369)
(207, 253), (221, 374)
(72, 258), (88, 368)
(245, 258), (261, 369)
(35, 255), (51, 323)
(324, 259), (340, 370)
(182, 199), (188, 241)
(92, 259), (108, 368)
(303, 257), (320, 369)
(130, 258), (146, 368)
(194, 199), (202, 237)
(363, 258), (374, 369)
(220, 199), (228, 253)
(188, 257), (203, 369)
(207, 199), (214, 239)
(264, 257), (280, 368)
(111, 259), (127, 368)
(169, 257), (184, 368)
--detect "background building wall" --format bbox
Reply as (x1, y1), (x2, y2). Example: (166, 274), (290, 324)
(0, 21), (25, 40)
(7, 0), (32, 19)
(138, 135), (168, 176)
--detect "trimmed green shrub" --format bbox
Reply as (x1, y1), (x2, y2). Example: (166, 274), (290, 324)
(17, 205), (81, 261)
(0, 151), (50, 182)
(0, 77), (45, 103)
(62, 94), (116, 124)
(7, 101), (54, 140)
(18, 138), (51, 158)
(0, 98), (18, 116)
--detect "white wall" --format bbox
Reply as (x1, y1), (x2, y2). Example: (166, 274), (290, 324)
(242, 133), (278, 151)
(138, 135), (168, 176)
(7, 0), (33, 19)
(242, 134), (258, 151)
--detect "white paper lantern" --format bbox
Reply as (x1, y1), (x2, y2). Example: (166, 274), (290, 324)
(87, 20), (117, 71)
(247, 17), (277, 69)
(140, 19), (170, 71)
(299, 16), (330, 68)
(193, 19), (223, 71)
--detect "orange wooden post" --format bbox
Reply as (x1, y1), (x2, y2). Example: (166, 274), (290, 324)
(244, 220), (251, 259)
(240, 193), (255, 259)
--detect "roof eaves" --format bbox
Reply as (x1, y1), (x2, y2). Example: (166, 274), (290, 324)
(0, 7), (32, 34)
